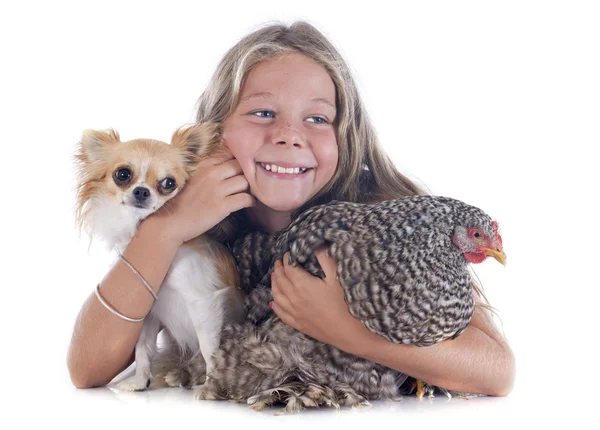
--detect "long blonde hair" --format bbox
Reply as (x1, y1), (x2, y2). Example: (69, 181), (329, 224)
(199, 21), (491, 307)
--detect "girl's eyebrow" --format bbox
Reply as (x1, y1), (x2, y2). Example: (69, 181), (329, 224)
(312, 97), (336, 110)
(239, 91), (274, 103)
(239, 92), (335, 110)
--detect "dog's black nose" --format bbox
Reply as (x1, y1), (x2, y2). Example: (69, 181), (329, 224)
(133, 187), (151, 202)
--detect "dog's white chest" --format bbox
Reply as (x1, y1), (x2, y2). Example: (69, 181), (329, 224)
(148, 243), (223, 351)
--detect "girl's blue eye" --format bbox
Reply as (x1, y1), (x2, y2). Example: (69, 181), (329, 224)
(307, 116), (327, 124)
(251, 111), (327, 124)
(252, 110), (274, 118)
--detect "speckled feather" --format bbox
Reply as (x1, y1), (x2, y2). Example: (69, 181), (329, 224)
(240, 196), (482, 345)
(165, 196), (492, 409)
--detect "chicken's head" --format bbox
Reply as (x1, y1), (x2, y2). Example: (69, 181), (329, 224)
(452, 220), (506, 266)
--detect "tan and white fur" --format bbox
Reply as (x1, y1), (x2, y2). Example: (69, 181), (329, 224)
(74, 123), (245, 393)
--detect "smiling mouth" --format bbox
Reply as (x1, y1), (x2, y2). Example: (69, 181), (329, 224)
(258, 162), (313, 175)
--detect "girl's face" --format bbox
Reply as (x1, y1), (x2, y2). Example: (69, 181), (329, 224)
(222, 52), (338, 228)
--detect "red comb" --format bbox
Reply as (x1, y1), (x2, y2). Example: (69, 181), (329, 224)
(492, 221), (503, 246)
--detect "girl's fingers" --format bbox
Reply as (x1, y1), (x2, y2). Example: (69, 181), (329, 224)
(281, 249), (338, 284)
(224, 192), (256, 211)
(190, 158), (241, 186)
(222, 174), (250, 196)
(213, 158), (244, 180)
(197, 146), (234, 167)
(314, 248), (339, 284)
(281, 252), (319, 285)
(272, 261), (297, 301)
(271, 276), (295, 316)
(270, 300), (298, 329)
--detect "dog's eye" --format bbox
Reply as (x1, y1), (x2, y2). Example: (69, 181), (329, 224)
(158, 177), (177, 194)
(113, 168), (132, 186)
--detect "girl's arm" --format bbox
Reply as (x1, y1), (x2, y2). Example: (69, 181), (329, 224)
(67, 217), (181, 388)
(341, 300), (515, 396)
(270, 251), (515, 397)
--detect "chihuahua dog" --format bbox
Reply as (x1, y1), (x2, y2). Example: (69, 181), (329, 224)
(74, 123), (245, 392)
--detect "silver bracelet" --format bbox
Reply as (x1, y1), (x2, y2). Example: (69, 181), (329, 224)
(117, 252), (159, 301)
(94, 283), (145, 323)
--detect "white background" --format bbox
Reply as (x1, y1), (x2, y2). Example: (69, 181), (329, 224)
(1, 1), (598, 428)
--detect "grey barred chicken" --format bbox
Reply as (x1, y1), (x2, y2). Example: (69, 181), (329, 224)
(240, 196), (505, 339)
(162, 195), (506, 411)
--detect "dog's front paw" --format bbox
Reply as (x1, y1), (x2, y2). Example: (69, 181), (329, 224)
(164, 369), (190, 388)
(116, 374), (152, 392)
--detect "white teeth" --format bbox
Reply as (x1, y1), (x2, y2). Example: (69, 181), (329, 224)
(260, 163), (309, 174)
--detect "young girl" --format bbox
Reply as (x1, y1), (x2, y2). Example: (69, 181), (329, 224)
(67, 21), (515, 396)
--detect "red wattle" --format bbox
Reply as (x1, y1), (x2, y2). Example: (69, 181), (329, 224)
(463, 252), (487, 264)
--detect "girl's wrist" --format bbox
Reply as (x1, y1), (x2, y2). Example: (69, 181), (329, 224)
(139, 213), (185, 249)
(344, 327), (410, 371)
(335, 318), (384, 359)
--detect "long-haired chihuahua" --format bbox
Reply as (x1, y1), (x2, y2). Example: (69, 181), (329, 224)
(74, 123), (245, 393)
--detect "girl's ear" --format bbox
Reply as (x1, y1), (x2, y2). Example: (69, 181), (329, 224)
(79, 129), (121, 163)
(171, 122), (223, 167)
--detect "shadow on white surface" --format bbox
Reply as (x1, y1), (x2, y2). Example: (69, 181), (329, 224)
(74, 383), (508, 416)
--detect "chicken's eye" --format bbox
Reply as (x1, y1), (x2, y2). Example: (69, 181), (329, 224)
(113, 167), (132, 186)
(158, 177), (177, 194)
(474, 232), (481, 239)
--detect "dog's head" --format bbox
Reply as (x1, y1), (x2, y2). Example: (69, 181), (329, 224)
(74, 122), (222, 246)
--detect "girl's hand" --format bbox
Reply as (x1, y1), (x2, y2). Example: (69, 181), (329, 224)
(270, 250), (370, 350)
(149, 148), (256, 245)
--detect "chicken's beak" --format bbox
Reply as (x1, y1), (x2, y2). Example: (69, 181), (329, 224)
(483, 248), (507, 266)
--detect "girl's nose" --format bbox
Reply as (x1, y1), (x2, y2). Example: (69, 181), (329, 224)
(272, 121), (304, 148)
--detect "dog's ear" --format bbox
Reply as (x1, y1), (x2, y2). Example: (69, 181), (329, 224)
(78, 129), (121, 163)
(171, 122), (223, 167)
(73, 129), (120, 237)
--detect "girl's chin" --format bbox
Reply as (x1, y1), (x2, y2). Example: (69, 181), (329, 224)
(254, 192), (308, 213)
(260, 199), (305, 213)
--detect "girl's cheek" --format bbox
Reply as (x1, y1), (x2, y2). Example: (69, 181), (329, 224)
(222, 124), (247, 153)
(222, 115), (244, 141)
(319, 140), (339, 162)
